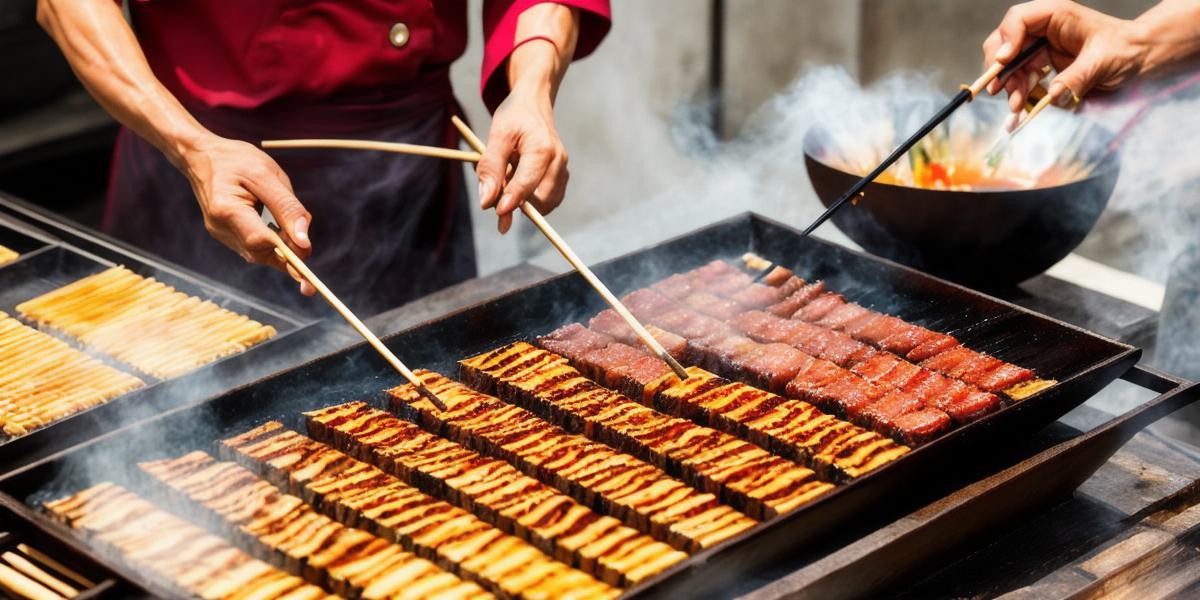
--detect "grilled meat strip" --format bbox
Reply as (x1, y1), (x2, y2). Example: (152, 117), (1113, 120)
(139, 451), (491, 599)
(457, 347), (834, 517)
(305, 402), (751, 553)
(44, 483), (335, 600)
(0, 312), (144, 437)
(223, 421), (663, 589)
(537, 328), (910, 482)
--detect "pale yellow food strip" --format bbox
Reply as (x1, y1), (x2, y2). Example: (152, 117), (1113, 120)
(0, 312), (144, 437)
(17, 266), (277, 378)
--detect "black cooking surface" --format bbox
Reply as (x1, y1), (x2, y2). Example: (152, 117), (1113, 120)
(0, 213), (1139, 598)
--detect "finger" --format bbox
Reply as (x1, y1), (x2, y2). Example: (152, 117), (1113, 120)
(983, 30), (1005, 94)
(497, 212), (513, 235)
(497, 143), (553, 217)
(1049, 47), (1101, 102)
(995, 1), (1057, 63)
(531, 155), (568, 215)
(477, 130), (513, 211)
(245, 167), (312, 254)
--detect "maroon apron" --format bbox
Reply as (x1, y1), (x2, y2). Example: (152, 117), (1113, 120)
(104, 70), (476, 317)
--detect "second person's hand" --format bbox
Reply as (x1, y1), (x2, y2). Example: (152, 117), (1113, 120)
(982, 0), (1149, 114)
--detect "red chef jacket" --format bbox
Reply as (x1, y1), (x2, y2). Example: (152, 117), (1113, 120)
(106, 0), (611, 316)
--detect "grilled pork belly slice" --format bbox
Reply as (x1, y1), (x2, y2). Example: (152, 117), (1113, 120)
(306, 402), (752, 553)
(457, 347), (834, 518)
(223, 421), (670, 589)
(139, 452), (490, 599)
(44, 483), (335, 600)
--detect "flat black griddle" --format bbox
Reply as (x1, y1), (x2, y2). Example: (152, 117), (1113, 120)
(0, 213), (1192, 599)
(0, 194), (341, 473)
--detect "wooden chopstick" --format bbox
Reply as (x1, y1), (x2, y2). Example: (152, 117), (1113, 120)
(14, 545), (92, 590)
(265, 228), (449, 411)
(449, 117), (689, 380)
(263, 139), (483, 163)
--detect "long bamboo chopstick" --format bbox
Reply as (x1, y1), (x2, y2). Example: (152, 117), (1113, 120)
(261, 215), (448, 410)
(263, 139), (483, 163)
(449, 116), (689, 380)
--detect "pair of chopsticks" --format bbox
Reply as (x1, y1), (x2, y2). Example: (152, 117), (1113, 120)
(261, 210), (449, 410)
(750, 38), (1050, 282)
(262, 117), (689, 381)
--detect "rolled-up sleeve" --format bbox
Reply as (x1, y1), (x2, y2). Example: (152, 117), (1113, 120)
(480, 0), (611, 112)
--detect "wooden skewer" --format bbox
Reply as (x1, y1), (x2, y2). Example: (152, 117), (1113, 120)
(264, 224), (448, 410)
(263, 139), (483, 163)
(0, 562), (64, 600)
(450, 116), (689, 380)
(2, 552), (77, 598)
(14, 545), (92, 590)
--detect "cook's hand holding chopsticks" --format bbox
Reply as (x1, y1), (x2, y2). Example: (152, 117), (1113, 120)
(475, 4), (579, 234)
(982, 0), (1200, 118)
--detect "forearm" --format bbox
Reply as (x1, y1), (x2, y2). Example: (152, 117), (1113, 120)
(1132, 0), (1200, 76)
(36, 0), (212, 169)
(507, 4), (581, 103)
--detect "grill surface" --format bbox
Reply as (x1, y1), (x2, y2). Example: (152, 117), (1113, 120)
(0, 213), (1142, 598)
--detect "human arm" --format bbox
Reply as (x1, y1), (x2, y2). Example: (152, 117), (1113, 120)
(981, 0), (1200, 113)
(36, 0), (315, 293)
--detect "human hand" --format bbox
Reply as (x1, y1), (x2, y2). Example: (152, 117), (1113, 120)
(180, 134), (316, 295)
(475, 76), (569, 235)
(982, 0), (1148, 114)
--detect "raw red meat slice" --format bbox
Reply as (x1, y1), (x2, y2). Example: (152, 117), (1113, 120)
(581, 343), (646, 385)
(707, 272), (754, 296)
(538, 322), (614, 360)
(907, 335), (959, 362)
(850, 315), (909, 346)
(976, 363), (1035, 392)
(742, 343), (808, 393)
(621, 288), (676, 318)
(813, 375), (882, 417)
(939, 390), (1001, 424)
(651, 273), (695, 299)
(946, 350), (1005, 384)
(891, 409), (952, 445)
(878, 325), (935, 355)
(859, 390), (924, 431)
(730, 283), (788, 309)
(589, 309), (634, 341)
(817, 303), (871, 330)
(920, 346), (979, 374)
(767, 281), (826, 317)
(820, 334), (876, 367)
(797, 293), (845, 321)
(646, 325), (689, 360)
(875, 357), (923, 388)
(851, 353), (904, 381)
(683, 291), (743, 321)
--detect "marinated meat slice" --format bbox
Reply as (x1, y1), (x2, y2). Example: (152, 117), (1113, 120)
(741, 343), (808, 393)
(819, 334), (876, 367)
(682, 292), (743, 321)
(945, 350), (1006, 384)
(796, 293), (845, 322)
(812, 376), (882, 418)
(706, 272), (755, 297)
(850, 353), (903, 382)
(622, 289), (676, 319)
(589, 309), (634, 341)
(848, 315), (908, 346)
(939, 390), (1001, 424)
(919, 346), (978, 374)
(647, 326), (689, 360)
(651, 274), (696, 299)
(581, 344), (647, 387)
(906, 335), (959, 362)
(693, 260), (742, 281)
(767, 281), (826, 318)
(902, 369), (955, 402)
(729, 283), (789, 309)
(875, 357), (924, 389)
(977, 363), (1035, 392)
(816, 303), (871, 330)
(891, 409), (952, 445)
(858, 391), (924, 433)
(877, 324), (936, 355)
(539, 323), (614, 359)
(654, 310), (734, 341)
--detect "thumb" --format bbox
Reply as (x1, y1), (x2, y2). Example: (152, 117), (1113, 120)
(476, 132), (512, 211)
(250, 178), (312, 253)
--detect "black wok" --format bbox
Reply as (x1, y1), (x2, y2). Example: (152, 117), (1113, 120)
(803, 118), (1119, 288)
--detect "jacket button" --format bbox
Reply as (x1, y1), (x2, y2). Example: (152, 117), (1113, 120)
(389, 23), (410, 48)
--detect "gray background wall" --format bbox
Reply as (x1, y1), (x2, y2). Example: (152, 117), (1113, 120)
(449, 0), (1157, 275)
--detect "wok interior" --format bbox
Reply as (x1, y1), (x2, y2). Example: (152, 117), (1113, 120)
(805, 97), (1117, 191)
